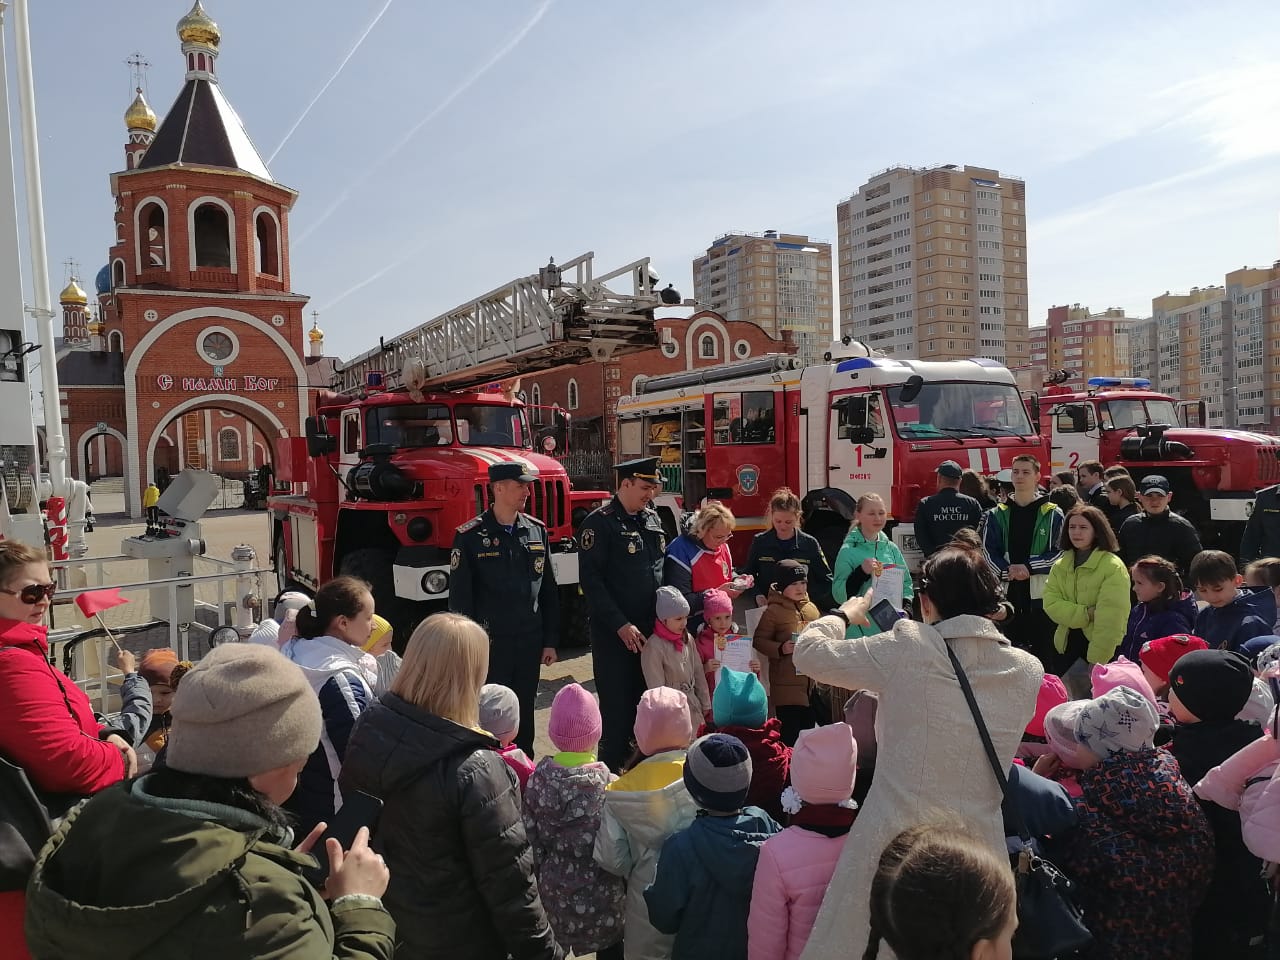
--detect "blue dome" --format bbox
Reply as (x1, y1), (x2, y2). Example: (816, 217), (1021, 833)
(95, 264), (111, 294)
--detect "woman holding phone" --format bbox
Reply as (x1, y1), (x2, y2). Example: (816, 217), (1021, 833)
(340, 612), (563, 960)
(791, 542), (1042, 960)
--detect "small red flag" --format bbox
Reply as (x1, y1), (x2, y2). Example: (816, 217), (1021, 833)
(75, 587), (130, 618)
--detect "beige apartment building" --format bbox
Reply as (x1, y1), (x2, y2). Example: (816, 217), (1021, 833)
(1129, 263), (1280, 429)
(837, 164), (1030, 366)
(1025, 304), (1137, 387)
(692, 231), (833, 365)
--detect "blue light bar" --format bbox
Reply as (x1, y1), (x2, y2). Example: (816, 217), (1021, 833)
(1087, 376), (1151, 389)
(836, 357), (877, 372)
(367, 372), (385, 388)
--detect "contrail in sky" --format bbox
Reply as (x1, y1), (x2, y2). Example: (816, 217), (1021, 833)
(296, 0), (554, 245)
(267, 0), (396, 164)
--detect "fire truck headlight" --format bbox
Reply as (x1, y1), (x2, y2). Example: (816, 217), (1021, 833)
(407, 517), (432, 542)
(422, 570), (448, 595)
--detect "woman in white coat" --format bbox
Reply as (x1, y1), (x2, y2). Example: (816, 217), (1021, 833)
(793, 542), (1042, 960)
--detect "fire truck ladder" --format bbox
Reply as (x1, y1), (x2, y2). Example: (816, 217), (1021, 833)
(334, 252), (677, 395)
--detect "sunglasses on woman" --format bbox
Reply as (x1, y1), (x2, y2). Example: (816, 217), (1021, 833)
(0, 582), (56, 604)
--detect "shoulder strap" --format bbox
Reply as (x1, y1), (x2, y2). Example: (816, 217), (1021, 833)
(942, 641), (1032, 843)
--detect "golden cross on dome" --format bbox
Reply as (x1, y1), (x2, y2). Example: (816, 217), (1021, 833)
(126, 52), (151, 92)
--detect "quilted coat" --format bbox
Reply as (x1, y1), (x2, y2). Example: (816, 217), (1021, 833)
(747, 825), (849, 960)
(1042, 548), (1132, 664)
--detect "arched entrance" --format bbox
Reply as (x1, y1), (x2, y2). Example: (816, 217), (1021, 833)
(77, 426), (129, 486)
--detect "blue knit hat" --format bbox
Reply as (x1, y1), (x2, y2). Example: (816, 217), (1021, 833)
(684, 733), (753, 812)
(713, 668), (767, 728)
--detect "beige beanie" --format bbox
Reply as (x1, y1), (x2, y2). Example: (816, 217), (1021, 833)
(166, 643), (322, 779)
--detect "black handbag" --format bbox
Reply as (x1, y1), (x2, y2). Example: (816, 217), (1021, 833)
(0, 754), (53, 892)
(943, 642), (1093, 960)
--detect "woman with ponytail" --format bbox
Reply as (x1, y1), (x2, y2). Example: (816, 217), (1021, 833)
(282, 574), (378, 835)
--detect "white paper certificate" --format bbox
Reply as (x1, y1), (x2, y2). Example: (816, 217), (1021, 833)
(716, 634), (755, 680)
(872, 565), (906, 610)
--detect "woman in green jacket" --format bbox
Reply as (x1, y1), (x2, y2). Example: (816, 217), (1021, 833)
(1042, 504), (1132, 698)
(832, 493), (914, 640)
(24, 643), (395, 960)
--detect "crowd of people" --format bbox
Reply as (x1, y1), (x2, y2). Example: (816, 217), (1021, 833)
(8, 451), (1280, 958)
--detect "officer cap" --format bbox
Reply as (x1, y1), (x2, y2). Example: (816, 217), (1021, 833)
(936, 460), (963, 479)
(489, 460), (538, 483)
(614, 456), (662, 484)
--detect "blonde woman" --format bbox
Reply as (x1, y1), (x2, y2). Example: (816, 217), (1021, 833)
(664, 501), (744, 633)
(340, 613), (563, 960)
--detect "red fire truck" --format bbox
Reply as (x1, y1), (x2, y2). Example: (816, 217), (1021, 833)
(268, 253), (681, 646)
(1027, 374), (1280, 552)
(615, 340), (1045, 571)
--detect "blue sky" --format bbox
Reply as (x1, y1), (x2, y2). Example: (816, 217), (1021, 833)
(14, 0), (1280, 361)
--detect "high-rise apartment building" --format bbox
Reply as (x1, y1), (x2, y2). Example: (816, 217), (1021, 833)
(836, 164), (1029, 366)
(692, 231), (833, 365)
(1032, 304), (1138, 381)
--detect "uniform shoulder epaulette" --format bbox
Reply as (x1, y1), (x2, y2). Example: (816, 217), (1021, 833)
(523, 513), (546, 527)
(456, 516), (483, 534)
(597, 503), (615, 517)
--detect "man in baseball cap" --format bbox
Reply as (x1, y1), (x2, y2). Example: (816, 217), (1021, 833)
(1118, 474), (1203, 576)
(913, 460), (983, 557)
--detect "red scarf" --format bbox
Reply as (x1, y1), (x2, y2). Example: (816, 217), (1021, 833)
(653, 619), (686, 653)
(790, 802), (857, 836)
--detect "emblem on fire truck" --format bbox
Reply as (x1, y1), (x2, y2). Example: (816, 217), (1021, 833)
(735, 464), (760, 496)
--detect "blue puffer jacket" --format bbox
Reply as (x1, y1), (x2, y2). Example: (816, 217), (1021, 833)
(1195, 587), (1277, 653)
(644, 808), (780, 960)
(1119, 593), (1200, 662)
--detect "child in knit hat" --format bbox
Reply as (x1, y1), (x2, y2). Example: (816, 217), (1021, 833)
(695, 588), (762, 698)
(1166, 649), (1272, 957)
(479, 683), (534, 791)
(523, 683), (625, 959)
(709, 668), (791, 822)
(643, 586), (713, 729)
(748, 723), (856, 960)
(595, 687), (698, 960)
(1019, 674), (1082, 798)
(645, 733), (779, 960)
(752, 559), (822, 747)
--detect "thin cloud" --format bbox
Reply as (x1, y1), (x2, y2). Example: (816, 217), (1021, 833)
(267, 0), (396, 164)
(295, 0), (554, 245)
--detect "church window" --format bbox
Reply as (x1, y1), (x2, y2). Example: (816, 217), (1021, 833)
(193, 203), (232, 269)
(140, 203), (166, 268)
(218, 427), (241, 462)
(255, 212), (280, 276)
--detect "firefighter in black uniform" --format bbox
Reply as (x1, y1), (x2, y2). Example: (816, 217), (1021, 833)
(450, 460), (559, 756)
(578, 457), (667, 771)
(914, 460), (985, 557)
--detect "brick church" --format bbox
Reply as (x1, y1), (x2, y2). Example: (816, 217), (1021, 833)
(56, 1), (332, 518)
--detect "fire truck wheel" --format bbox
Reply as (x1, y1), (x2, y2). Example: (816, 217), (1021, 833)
(274, 539), (299, 593)
(559, 585), (590, 650)
(339, 547), (416, 655)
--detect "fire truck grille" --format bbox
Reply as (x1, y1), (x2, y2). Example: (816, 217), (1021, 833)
(472, 479), (567, 529)
(1260, 446), (1280, 485)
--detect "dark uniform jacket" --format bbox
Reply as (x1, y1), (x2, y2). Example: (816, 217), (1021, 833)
(742, 529), (834, 610)
(341, 693), (563, 960)
(1085, 483), (1110, 513)
(578, 497), (666, 638)
(914, 487), (984, 557)
(450, 508), (559, 650)
(1240, 483), (1280, 563)
(1117, 508), (1203, 576)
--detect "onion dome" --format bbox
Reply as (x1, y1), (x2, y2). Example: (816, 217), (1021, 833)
(59, 279), (88, 305)
(308, 324), (324, 343)
(124, 88), (158, 132)
(177, 1), (220, 48)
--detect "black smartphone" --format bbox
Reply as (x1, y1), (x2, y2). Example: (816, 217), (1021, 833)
(869, 598), (901, 632)
(302, 790), (384, 888)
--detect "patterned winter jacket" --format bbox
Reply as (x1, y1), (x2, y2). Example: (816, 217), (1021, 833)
(523, 757), (626, 954)
(1058, 747), (1213, 960)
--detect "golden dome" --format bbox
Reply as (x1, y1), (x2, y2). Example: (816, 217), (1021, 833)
(177, 1), (220, 48)
(87, 320), (104, 336)
(59, 279), (88, 305)
(124, 88), (157, 133)
(308, 325), (324, 343)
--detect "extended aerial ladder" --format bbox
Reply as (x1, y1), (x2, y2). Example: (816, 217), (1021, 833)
(333, 252), (682, 396)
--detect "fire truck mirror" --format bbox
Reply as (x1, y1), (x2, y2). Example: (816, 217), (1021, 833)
(899, 375), (925, 405)
(305, 416), (337, 457)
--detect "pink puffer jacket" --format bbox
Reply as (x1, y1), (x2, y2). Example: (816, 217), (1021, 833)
(748, 826), (847, 960)
(1195, 731), (1280, 861)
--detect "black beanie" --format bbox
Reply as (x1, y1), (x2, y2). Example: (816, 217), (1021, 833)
(1168, 649), (1254, 723)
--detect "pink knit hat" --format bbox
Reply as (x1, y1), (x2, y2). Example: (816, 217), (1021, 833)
(634, 687), (693, 755)
(1091, 657), (1158, 712)
(1026, 674), (1068, 739)
(790, 723), (857, 806)
(547, 683), (602, 753)
(702, 589), (733, 618)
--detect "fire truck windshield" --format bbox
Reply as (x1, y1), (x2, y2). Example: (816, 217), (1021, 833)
(455, 403), (531, 448)
(1099, 399), (1178, 430)
(365, 404), (454, 448)
(890, 381), (1034, 439)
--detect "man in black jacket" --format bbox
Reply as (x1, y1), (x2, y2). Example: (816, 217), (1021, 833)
(1240, 483), (1280, 563)
(1117, 474), (1203, 576)
(1077, 459), (1109, 511)
(914, 460), (984, 557)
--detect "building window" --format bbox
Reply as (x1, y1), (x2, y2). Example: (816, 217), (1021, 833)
(107, 330), (124, 353)
(734, 339), (751, 359)
(112, 259), (126, 288)
(254, 211), (280, 276)
(140, 202), (167, 268)
(567, 378), (579, 411)
(197, 326), (240, 366)
(218, 427), (241, 462)
(699, 334), (718, 359)
(192, 203), (232, 269)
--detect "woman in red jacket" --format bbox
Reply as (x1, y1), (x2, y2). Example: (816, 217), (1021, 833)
(0, 541), (134, 959)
